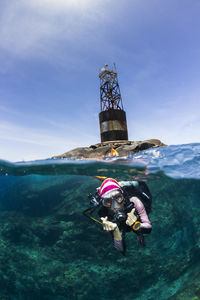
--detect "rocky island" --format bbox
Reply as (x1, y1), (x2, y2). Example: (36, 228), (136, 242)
(52, 65), (165, 161)
(53, 139), (166, 160)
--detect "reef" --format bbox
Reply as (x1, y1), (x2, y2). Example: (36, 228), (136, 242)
(0, 173), (200, 299)
(53, 139), (166, 159)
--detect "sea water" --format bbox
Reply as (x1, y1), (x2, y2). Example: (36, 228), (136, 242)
(0, 143), (200, 300)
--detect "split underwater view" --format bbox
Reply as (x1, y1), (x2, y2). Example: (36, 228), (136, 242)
(0, 143), (200, 300)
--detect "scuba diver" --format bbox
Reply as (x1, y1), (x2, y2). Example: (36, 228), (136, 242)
(83, 178), (152, 255)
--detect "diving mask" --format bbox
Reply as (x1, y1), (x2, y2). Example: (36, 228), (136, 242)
(102, 191), (124, 208)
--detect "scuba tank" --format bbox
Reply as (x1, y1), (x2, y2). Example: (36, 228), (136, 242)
(120, 180), (152, 214)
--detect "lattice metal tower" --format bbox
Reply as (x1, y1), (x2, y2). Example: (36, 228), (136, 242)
(99, 64), (128, 142)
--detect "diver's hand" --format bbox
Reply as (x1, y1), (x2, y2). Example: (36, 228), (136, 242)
(101, 217), (122, 241)
(101, 216), (117, 231)
(126, 208), (137, 226)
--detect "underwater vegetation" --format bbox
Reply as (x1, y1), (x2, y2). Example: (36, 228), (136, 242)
(0, 143), (200, 299)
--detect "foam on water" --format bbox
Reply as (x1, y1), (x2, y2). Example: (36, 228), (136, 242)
(0, 143), (200, 179)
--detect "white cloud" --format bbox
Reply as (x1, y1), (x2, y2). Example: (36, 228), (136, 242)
(28, 0), (105, 14)
(127, 87), (200, 146)
(0, 2), (58, 57)
(0, 119), (99, 161)
(0, 0), (111, 63)
(0, 120), (67, 145)
(0, 120), (75, 160)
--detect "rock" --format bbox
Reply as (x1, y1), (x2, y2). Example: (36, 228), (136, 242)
(0, 172), (200, 299)
(53, 139), (166, 160)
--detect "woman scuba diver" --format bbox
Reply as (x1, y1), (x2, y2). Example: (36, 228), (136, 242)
(83, 178), (152, 255)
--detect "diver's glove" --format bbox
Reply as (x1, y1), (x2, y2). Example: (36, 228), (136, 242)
(126, 208), (137, 226)
(101, 217), (122, 241)
(101, 216), (117, 231)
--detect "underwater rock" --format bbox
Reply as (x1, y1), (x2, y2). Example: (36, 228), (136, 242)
(0, 175), (200, 299)
(53, 139), (166, 159)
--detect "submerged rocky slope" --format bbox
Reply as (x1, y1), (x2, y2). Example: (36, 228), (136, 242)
(53, 139), (166, 159)
(0, 171), (200, 299)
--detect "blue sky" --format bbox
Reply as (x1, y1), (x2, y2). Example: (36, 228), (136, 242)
(0, 0), (200, 161)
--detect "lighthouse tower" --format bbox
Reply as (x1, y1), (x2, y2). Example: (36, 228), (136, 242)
(99, 64), (128, 142)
